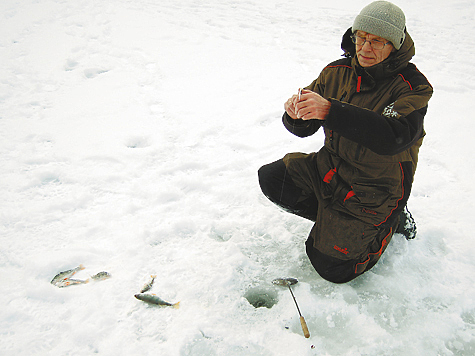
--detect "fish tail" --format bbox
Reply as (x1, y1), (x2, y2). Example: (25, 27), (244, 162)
(71, 264), (85, 277)
(173, 301), (180, 309)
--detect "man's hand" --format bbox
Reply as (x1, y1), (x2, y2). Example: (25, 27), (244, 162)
(284, 93), (300, 120)
(284, 89), (330, 121)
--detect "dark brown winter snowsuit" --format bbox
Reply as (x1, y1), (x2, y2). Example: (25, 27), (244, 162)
(259, 29), (432, 283)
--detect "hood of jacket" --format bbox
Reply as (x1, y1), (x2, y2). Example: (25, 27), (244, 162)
(340, 27), (415, 83)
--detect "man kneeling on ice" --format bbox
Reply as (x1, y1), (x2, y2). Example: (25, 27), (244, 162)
(258, 1), (432, 283)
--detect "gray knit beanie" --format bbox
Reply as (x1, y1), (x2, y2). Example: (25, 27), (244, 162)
(352, 1), (406, 50)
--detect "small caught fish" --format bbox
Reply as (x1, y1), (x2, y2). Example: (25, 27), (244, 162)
(139, 274), (156, 293)
(51, 264), (85, 287)
(134, 293), (180, 309)
(55, 278), (89, 288)
(91, 271), (112, 281)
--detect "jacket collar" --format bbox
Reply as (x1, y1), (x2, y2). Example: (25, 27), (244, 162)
(341, 27), (415, 87)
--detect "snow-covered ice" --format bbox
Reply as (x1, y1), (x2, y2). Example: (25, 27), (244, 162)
(1, 0), (474, 355)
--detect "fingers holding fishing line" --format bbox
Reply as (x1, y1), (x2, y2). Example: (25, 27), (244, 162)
(292, 89), (331, 121)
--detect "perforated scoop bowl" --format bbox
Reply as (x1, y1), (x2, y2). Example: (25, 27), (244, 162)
(272, 277), (298, 287)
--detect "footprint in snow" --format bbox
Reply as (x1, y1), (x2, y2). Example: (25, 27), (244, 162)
(125, 136), (151, 149)
(84, 68), (109, 79)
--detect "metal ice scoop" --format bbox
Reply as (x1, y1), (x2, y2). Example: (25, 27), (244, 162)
(272, 277), (310, 338)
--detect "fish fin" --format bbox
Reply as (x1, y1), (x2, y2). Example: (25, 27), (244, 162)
(173, 301), (180, 309)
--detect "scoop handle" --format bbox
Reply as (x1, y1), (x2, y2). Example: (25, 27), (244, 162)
(300, 316), (310, 338)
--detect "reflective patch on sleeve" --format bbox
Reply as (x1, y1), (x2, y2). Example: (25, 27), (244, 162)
(382, 102), (399, 118)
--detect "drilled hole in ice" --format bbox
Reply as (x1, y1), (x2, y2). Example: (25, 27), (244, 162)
(244, 287), (278, 309)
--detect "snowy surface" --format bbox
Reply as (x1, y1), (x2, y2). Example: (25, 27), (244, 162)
(1, 0), (474, 355)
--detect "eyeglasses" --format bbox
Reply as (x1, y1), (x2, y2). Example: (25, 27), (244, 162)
(351, 35), (391, 50)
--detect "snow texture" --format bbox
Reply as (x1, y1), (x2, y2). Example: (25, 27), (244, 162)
(1, 0), (474, 355)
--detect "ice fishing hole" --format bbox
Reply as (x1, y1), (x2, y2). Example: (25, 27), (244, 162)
(244, 287), (278, 309)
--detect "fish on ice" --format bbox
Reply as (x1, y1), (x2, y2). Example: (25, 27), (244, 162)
(140, 274), (156, 293)
(134, 293), (180, 308)
(91, 271), (112, 281)
(55, 278), (89, 288)
(50, 264), (86, 287)
(50, 265), (111, 287)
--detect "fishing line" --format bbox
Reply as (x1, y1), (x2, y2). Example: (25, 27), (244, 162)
(279, 88), (301, 202)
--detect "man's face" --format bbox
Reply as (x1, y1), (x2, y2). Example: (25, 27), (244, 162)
(355, 31), (395, 67)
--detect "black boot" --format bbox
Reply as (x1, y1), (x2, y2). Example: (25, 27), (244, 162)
(396, 206), (417, 240)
